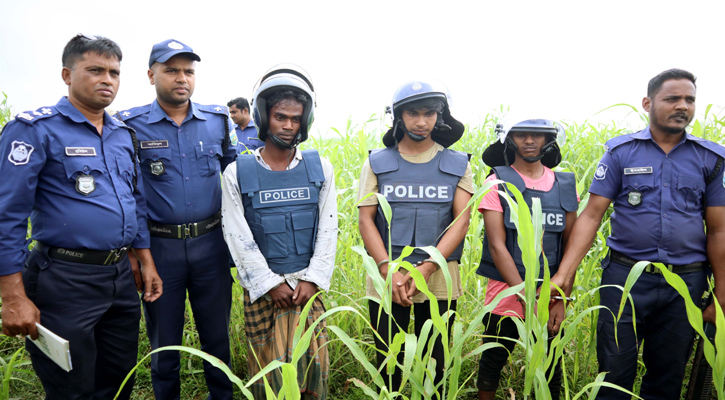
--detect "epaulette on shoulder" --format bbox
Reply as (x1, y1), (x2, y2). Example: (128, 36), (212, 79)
(198, 104), (228, 116)
(688, 133), (725, 159)
(604, 132), (638, 152)
(14, 106), (57, 125)
(116, 105), (151, 121)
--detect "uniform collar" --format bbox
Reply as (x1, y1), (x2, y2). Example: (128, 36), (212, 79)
(56, 96), (117, 131)
(639, 125), (690, 146)
(147, 99), (207, 124)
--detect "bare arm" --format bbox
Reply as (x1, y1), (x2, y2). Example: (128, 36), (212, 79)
(704, 206), (725, 323)
(551, 194), (611, 295)
(0, 273), (40, 339)
(482, 210), (523, 288)
(359, 204), (411, 306)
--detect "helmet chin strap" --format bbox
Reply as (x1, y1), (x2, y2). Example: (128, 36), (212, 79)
(406, 130), (428, 142)
(268, 132), (302, 150)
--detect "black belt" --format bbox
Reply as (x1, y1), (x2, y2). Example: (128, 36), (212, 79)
(609, 250), (706, 275)
(148, 210), (222, 239)
(36, 242), (129, 265)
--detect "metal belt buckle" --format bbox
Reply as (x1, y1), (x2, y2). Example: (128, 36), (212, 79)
(184, 224), (191, 239)
(104, 247), (127, 265)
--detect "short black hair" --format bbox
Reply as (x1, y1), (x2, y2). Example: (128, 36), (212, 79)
(62, 34), (122, 69)
(265, 89), (308, 114)
(647, 68), (696, 97)
(227, 97), (250, 111)
(399, 98), (444, 114)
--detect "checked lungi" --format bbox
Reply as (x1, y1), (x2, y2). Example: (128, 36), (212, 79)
(243, 289), (329, 399)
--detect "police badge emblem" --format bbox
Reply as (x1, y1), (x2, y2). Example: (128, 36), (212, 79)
(594, 163), (608, 180)
(150, 160), (166, 176)
(76, 174), (95, 195)
(8, 141), (34, 166)
(627, 190), (642, 206)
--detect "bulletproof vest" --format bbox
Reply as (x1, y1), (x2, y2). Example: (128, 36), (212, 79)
(236, 150), (324, 274)
(478, 166), (578, 282)
(370, 147), (468, 263)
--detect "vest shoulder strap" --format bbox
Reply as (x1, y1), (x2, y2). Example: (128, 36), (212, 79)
(301, 149), (325, 186)
(439, 149), (468, 177)
(492, 166), (526, 194)
(555, 171), (578, 212)
(369, 148), (399, 174)
(236, 154), (260, 195)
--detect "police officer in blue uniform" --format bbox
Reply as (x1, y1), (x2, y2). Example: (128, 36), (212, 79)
(227, 97), (261, 153)
(117, 39), (236, 400)
(358, 80), (472, 399)
(550, 69), (725, 399)
(0, 34), (162, 400)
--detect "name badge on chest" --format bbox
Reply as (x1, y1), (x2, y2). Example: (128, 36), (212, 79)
(140, 140), (169, 149)
(76, 174), (95, 195)
(624, 167), (653, 175)
(150, 160), (166, 176)
(65, 147), (97, 156)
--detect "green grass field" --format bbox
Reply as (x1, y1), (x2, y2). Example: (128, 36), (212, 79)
(1, 100), (723, 399)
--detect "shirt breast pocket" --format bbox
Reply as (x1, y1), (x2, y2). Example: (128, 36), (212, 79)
(62, 156), (106, 198)
(139, 148), (173, 182)
(621, 173), (655, 207)
(674, 174), (704, 212)
(115, 156), (136, 195)
(195, 144), (222, 177)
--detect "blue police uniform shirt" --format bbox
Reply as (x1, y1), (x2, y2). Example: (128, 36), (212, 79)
(119, 100), (236, 225)
(589, 126), (725, 264)
(235, 120), (261, 153)
(0, 97), (150, 276)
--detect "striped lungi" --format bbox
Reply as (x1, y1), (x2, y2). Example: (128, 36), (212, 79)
(244, 289), (329, 399)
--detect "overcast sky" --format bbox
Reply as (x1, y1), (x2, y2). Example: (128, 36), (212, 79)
(1, 0), (724, 137)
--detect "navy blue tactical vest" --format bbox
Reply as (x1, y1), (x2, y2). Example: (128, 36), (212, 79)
(370, 147), (468, 263)
(478, 166), (578, 282)
(236, 150), (324, 274)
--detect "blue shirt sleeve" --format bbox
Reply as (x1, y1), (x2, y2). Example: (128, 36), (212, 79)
(132, 160), (151, 248)
(705, 152), (725, 207)
(0, 121), (46, 275)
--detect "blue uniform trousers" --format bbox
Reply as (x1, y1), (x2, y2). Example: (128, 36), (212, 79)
(143, 228), (233, 400)
(596, 258), (707, 400)
(23, 246), (140, 400)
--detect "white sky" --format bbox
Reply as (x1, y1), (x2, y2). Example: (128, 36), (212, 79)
(2, 0), (724, 137)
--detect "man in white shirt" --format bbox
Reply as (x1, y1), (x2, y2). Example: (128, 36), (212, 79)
(221, 64), (336, 399)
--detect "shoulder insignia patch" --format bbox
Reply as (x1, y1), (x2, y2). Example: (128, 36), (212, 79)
(594, 163), (608, 180)
(8, 141), (34, 165)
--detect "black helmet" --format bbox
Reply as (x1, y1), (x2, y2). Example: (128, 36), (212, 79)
(382, 80), (464, 148)
(482, 119), (565, 168)
(252, 64), (316, 147)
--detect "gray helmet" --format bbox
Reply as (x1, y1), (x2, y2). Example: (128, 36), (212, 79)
(382, 80), (464, 148)
(251, 64), (316, 147)
(482, 119), (566, 168)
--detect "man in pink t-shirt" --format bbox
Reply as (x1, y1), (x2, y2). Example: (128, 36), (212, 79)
(476, 119), (578, 400)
